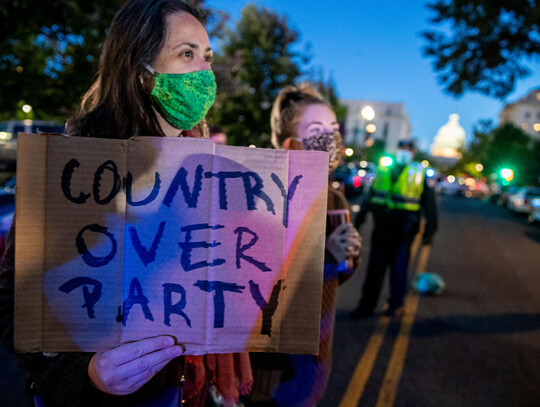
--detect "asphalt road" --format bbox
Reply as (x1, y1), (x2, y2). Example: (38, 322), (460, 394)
(1, 194), (539, 406)
(322, 194), (540, 407)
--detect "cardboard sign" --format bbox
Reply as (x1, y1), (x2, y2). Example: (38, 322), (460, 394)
(14, 133), (329, 355)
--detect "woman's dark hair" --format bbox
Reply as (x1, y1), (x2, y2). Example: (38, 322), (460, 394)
(66, 0), (204, 139)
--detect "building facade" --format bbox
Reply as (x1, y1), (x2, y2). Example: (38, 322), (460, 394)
(340, 99), (411, 153)
(499, 88), (540, 140)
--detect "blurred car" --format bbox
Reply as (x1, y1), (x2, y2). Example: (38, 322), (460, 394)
(497, 186), (519, 208)
(528, 196), (540, 224)
(507, 186), (540, 214)
(0, 177), (15, 260)
(0, 120), (64, 171)
(437, 179), (463, 196)
(333, 161), (376, 199)
(437, 176), (488, 198)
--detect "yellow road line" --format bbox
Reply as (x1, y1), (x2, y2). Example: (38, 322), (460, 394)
(338, 316), (391, 407)
(375, 245), (430, 407)
(375, 291), (419, 407)
(338, 237), (430, 407)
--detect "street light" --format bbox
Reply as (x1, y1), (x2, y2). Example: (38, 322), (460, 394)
(365, 123), (376, 133)
(380, 156), (393, 167)
(361, 106), (375, 121)
(500, 168), (514, 182)
(22, 104), (32, 113)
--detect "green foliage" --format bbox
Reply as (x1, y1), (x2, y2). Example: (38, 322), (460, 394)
(306, 67), (348, 122)
(486, 124), (539, 185)
(2, 0), (345, 147)
(421, 0), (540, 98)
(0, 0), (124, 121)
(208, 4), (309, 147)
(454, 121), (540, 186)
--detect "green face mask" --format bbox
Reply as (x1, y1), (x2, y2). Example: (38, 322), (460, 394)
(146, 65), (217, 130)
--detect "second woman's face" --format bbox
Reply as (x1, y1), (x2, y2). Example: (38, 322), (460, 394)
(152, 12), (213, 74)
(297, 104), (339, 141)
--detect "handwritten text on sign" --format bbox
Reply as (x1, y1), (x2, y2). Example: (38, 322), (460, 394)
(15, 135), (328, 354)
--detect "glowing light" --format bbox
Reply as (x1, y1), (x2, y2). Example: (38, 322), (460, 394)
(458, 178), (465, 185)
(465, 178), (475, 186)
(534, 123), (540, 132)
(22, 104), (32, 113)
(353, 176), (361, 188)
(365, 123), (376, 133)
(23, 119), (33, 126)
(521, 123), (529, 130)
(347, 162), (355, 169)
(331, 181), (341, 190)
(351, 204), (361, 213)
(475, 163), (484, 172)
(361, 106), (375, 121)
(365, 138), (374, 147)
(426, 168), (436, 178)
(500, 168), (514, 181)
(380, 156), (393, 167)
(358, 169), (367, 177)
(447, 175), (455, 183)
(421, 160), (430, 167)
(360, 160), (368, 168)
(16, 66), (23, 73)
(0, 132), (12, 140)
(248, 144), (256, 148)
(344, 148), (354, 156)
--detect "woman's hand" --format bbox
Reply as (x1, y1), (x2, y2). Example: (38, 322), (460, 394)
(326, 223), (362, 263)
(88, 335), (184, 395)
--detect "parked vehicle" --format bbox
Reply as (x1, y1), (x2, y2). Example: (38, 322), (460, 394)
(334, 161), (376, 199)
(0, 177), (15, 260)
(0, 120), (64, 171)
(528, 197), (540, 224)
(437, 176), (489, 199)
(507, 186), (540, 214)
(497, 186), (519, 208)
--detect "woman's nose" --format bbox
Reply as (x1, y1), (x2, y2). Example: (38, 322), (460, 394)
(197, 57), (211, 71)
(322, 126), (335, 134)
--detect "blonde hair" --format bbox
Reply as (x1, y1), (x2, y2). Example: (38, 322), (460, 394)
(270, 83), (329, 148)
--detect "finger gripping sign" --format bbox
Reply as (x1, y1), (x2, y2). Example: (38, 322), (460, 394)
(14, 134), (328, 355)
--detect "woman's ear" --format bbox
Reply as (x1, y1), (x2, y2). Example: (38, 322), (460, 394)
(282, 137), (303, 151)
(139, 70), (154, 93)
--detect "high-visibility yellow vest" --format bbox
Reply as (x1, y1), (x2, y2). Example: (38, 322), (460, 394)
(370, 162), (425, 211)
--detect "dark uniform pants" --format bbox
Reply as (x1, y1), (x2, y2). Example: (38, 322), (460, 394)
(358, 211), (420, 312)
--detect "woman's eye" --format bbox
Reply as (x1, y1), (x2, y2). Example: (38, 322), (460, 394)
(181, 50), (193, 58)
(205, 55), (213, 63)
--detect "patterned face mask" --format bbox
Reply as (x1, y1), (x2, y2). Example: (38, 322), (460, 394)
(146, 65), (216, 130)
(300, 130), (343, 172)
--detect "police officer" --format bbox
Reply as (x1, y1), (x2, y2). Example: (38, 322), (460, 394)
(351, 139), (438, 318)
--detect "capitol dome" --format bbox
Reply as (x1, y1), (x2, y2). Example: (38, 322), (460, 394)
(430, 113), (466, 159)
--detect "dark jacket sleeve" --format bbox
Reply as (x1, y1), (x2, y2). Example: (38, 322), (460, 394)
(0, 222), (98, 406)
(0, 221), (173, 407)
(421, 178), (438, 243)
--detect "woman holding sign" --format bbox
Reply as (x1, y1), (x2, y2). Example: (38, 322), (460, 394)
(245, 84), (363, 406)
(0, 0), (251, 406)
